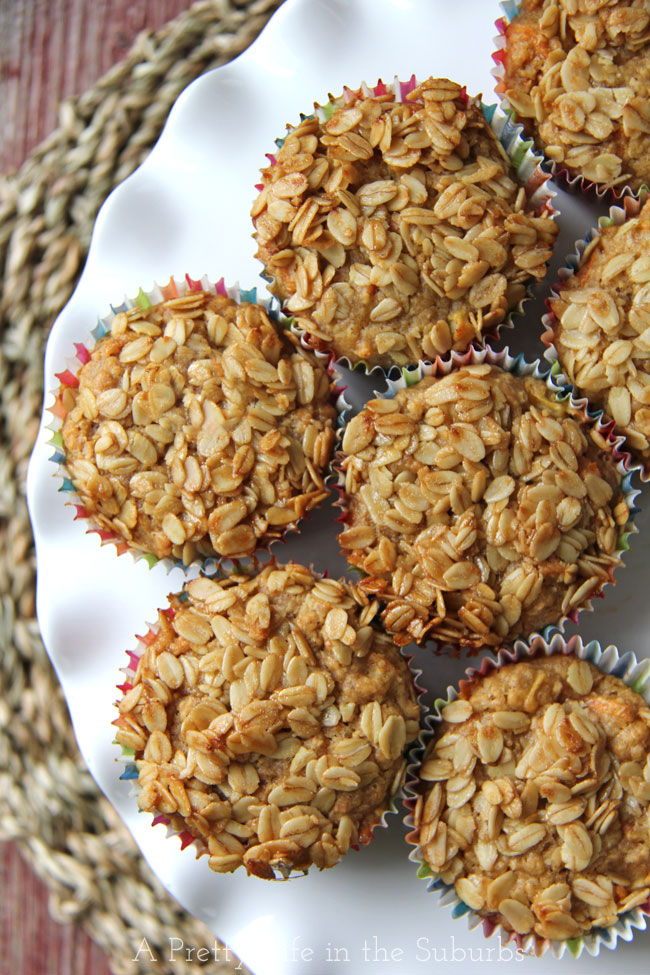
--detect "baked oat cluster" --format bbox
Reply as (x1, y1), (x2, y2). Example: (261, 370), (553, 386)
(501, 0), (650, 190)
(252, 77), (557, 369)
(61, 291), (337, 563)
(113, 563), (420, 879)
(549, 200), (650, 473)
(413, 656), (650, 939)
(338, 365), (628, 648)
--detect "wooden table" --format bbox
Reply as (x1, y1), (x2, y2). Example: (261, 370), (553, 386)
(1, 2), (196, 971)
(0, 0), (194, 174)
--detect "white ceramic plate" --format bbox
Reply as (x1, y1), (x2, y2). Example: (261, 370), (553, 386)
(26, 0), (650, 972)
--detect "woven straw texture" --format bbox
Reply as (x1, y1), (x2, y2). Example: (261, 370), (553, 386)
(0, 2), (286, 971)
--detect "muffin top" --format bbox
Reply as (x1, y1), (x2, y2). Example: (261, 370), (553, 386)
(500, 0), (650, 191)
(549, 200), (650, 474)
(252, 77), (557, 369)
(113, 563), (420, 879)
(60, 291), (337, 564)
(338, 364), (628, 648)
(413, 655), (650, 939)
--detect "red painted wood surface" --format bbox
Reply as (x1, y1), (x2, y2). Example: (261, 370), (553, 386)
(1, 3), (195, 972)
(0, 842), (112, 975)
(0, 0), (194, 174)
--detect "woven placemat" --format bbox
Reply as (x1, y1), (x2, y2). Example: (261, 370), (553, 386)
(0, 2), (286, 972)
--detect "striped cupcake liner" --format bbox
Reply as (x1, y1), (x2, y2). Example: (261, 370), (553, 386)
(49, 274), (349, 574)
(257, 75), (557, 376)
(112, 559), (426, 881)
(541, 193), (650, 480)
(403, 631), (650, 958)
(334, 345), (640, 652)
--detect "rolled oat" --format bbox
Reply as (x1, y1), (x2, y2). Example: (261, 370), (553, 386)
(412, 655), (650, 939)
(338, 363), (628, 647)
(60, 290), (337, 563)
(113, 562), (420, 878)
(252, 78), (557, 369)
(499, 0), (650, 191)
(549, 200), (650, 474)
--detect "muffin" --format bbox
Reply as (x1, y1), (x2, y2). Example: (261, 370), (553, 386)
(499, 0), (650, 192)
(411, 653), (650, 941)
(60, 289), (337, 564)
(548, 199), (650, 475)
(113, 562), (420, 879)
(338, 361), (630, 648)
(252, 77), (557, 369)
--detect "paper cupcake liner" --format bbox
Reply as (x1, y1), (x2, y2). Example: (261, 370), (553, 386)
(49, 274), (349, 573)
(112, 558), (426, 881)
(257, 75), (557, 377)
(334, 345), (640, 652)
(492, 2), (650, 201)
(541, 193), (650, 481)
(403, 631), (650, 958)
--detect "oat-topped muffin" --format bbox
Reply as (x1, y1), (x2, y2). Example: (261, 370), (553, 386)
(500, 0), (650, 191)
(412, 655), (650, 939)
(60, 291), (337, 563)
(252, 77), (557, 369)
(338, 364), (628, 648)
(113, 563), (420, 879)
(549, 201), (650, 474)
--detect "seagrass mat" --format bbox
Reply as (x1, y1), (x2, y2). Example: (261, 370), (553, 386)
(0, 2), (286, 971)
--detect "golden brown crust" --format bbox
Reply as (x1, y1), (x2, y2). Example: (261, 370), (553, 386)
(338, 365), (627, 648)
(113, 563), (420, 878)
(413, 655), (650, 939)
(252, 77), (557, 369)
(501, 0), (650, 191)
(60, 292), (337, 563)
(549, 199), (650, 474)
